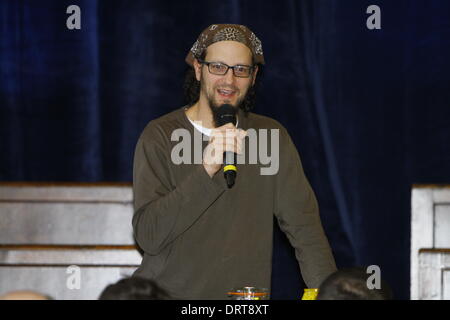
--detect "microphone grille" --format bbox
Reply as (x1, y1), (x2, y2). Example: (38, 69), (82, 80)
(216, 104), (237, 126)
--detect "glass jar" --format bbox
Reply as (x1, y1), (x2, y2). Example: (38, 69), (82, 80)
(228, 287), (270, 300)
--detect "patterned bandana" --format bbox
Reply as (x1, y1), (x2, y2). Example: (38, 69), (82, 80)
(185, 24), (265, 66)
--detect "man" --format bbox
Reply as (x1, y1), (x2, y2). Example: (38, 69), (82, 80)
(0, 290), (51, 300)
(132, 24), (337, 299)
(98, 277), (170, 300)
(317, 267), (393, 300)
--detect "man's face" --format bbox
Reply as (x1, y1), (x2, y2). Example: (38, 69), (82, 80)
(194, 41), (258, 113)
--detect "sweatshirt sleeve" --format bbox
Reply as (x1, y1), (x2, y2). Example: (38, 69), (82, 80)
(132, 124), (226, 255)
(274, 127), (337, 288)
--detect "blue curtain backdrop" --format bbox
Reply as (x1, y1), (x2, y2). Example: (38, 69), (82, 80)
(1, 0), (450, 299)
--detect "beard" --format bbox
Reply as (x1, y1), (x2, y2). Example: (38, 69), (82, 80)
(209, 98), (239, 128)
(201, 82), (249, 127)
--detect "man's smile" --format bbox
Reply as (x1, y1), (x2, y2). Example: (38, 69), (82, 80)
(216, 87), (238, 99)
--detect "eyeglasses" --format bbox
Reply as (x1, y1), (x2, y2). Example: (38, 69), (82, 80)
(198, 60), (255, 78)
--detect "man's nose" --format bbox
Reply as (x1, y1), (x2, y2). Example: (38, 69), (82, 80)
(223, 67), (236, 84)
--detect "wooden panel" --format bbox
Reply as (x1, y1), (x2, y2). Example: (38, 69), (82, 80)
(0, 184), (134, 245)
(418, 250), (450, 300)
(411, 186), (450, 300)
(0, 246), (142, 300)
(0, 202), (134, 245)
(435, 205), (450, 248)
(0, 246), (142, 265)
(0, 184), (133, 202)
(0, 266), (138, 300)
(0, 184), (141, 299)
(411, 188), (434, 299)
(432, 188), (450, 203)
(444, 270), (450, 300)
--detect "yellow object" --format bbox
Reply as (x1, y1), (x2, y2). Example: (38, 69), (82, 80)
(301, 288), (318, 300)
(224, 165), (237, 172)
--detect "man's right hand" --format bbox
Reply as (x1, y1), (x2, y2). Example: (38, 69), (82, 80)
(202, 123), (247, 178)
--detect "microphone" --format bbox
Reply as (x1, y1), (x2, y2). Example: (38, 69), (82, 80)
(216, 104), (238, 188)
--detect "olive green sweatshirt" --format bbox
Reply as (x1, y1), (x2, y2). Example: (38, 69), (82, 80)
(132, 106), (337, 299)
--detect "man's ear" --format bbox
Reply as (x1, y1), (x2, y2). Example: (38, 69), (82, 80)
(251, 65), (259, 86)
(193, 59), (202, 81)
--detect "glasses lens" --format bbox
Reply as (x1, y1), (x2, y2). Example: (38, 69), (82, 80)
(209, 63), (228, 75)
(234, 66), (251, 77)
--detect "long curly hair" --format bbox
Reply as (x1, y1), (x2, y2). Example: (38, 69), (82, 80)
(183, 50), (263, 114)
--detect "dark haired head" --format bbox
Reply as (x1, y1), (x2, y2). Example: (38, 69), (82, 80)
(183, 50), (262, 114)
(317, 267), (393, 300)
(98, 277), (170, 300)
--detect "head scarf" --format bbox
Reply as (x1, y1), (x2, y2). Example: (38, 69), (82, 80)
(185, 24), (265, 66)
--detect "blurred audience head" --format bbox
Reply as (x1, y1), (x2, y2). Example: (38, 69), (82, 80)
(0, 290), (52, 300)
(98, 277), (169, 300)
(317, 267), (393, 300)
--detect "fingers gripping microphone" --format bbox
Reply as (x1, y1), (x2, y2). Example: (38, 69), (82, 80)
(216, 104), (238, 188)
